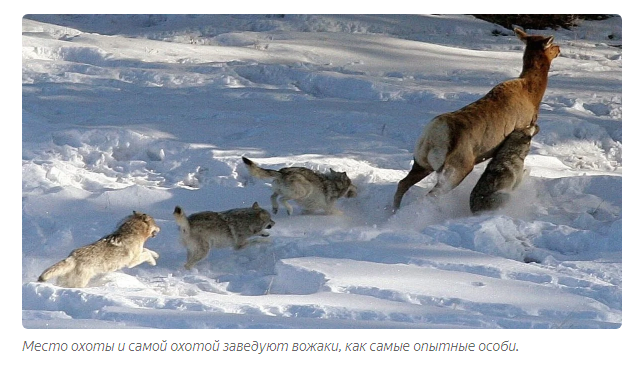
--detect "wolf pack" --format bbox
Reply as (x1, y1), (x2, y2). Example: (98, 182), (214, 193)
(37, 28), (556, 288)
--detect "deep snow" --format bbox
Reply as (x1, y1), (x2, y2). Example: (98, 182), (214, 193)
(17, 12), (630, 362)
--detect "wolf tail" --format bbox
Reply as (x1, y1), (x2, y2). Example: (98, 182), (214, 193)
(38, 257), (75, 283)
(173, 206), (190, 232)
(242, 157), (281, 180)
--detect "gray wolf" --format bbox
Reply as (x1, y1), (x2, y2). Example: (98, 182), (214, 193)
(469, 123), (539, 213)
(38, 211), (160, 288)
(242, 156), (357, 215)
(173, 202), (275, 270)
(392, 28), (559, 211)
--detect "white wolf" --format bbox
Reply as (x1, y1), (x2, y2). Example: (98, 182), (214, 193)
(173, 202), (275, 270)
(38, 211), (160, 288)
(242, 157), (357, 215)
(469, 124), (539, 213)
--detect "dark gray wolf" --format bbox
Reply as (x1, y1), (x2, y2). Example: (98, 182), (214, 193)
(469, 124), (539, 213)
(242, 157), (357, 215)
(174, 202), (275, 269)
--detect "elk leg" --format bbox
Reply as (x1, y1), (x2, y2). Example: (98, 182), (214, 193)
(393, 160), (432, 211)
(429, 159), (473, 196)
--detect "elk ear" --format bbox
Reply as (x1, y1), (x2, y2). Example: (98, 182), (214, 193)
(514, 27), (528, 42)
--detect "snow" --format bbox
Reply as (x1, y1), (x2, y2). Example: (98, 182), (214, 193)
(16, 11), (632, 363)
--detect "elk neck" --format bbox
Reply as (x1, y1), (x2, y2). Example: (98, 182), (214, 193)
(518, 53), (553, 106)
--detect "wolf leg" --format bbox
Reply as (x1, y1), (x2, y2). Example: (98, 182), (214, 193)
(279, 197), (294, 215)
(185, 244), (209, 270)
(128, 249), (159, 268)
(513, 167), (529, 189)
(59, 268), (92, 288)
(323, 204), (343, 215)
(270, 192), (279, 214)
(239, 237), (270, 249)
(234, 239), (248, 250)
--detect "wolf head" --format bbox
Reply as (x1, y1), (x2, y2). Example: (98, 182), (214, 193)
(128, 211), (161, 239)
(251, 202), (275, 236)
(511, 123), (539, 141)
(502, 123), (539, 161)
(328, 169), (358, 198)
(525, 123), (540, 137)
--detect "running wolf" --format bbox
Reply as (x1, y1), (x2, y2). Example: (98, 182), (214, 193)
(242, 157), (357, 215)
(469, 123), (539, 214)
(173, 202), (275, 270)
(38, 212), (160, 288)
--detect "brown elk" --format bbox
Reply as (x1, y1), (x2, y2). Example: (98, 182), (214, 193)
(392, 28), (559, 211)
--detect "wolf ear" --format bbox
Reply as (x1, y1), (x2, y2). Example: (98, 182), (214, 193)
(532, 124), (540, 136)
(543, 36), (555, 48)
(252, 202), (260, 210)
(173, 206), (183, 215)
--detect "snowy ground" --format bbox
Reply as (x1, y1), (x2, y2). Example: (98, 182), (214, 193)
(17, 11), (630, 362)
